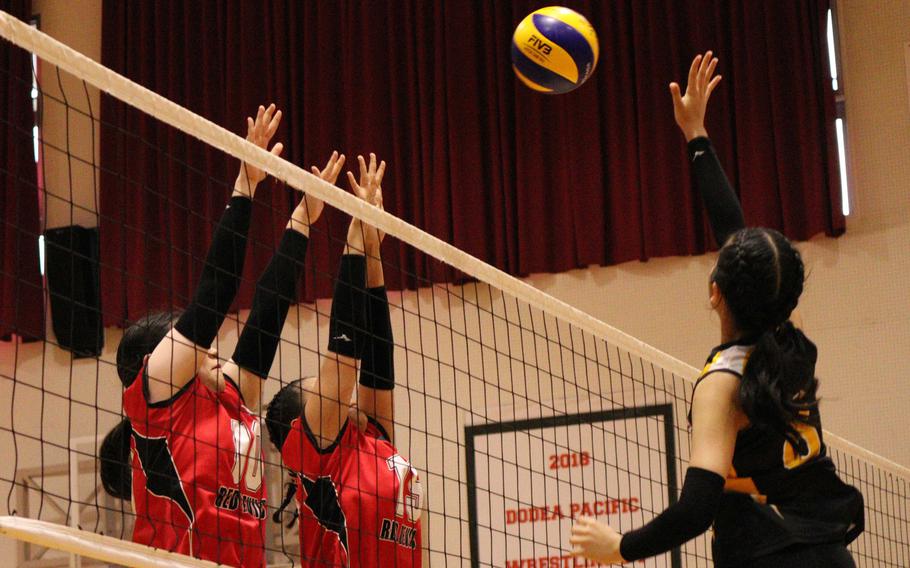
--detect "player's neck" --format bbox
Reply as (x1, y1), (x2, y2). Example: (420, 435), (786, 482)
(719, 318), (744, 344)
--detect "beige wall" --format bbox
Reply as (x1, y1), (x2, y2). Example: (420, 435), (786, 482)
(2, 0), (909, 564)
(34, 0), (102, 230)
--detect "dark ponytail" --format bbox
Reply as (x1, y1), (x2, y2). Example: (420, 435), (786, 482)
(99, 418), (133, 500)
(713, 228), (818, 450)
(739, 322), (818, 450)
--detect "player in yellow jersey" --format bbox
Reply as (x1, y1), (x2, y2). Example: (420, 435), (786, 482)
(569, 52), (863, 567)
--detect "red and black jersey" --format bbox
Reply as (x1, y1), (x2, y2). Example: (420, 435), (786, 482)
(123, 363), (266, 567)
(693, 341), (864, 563)
(281, 416), (423, 568)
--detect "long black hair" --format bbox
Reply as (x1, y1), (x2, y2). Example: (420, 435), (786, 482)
(99, 418), (133, 499)
(115, 311), (180, 387)
(102, 311), (180, 499)
(713, 228), (818, 450)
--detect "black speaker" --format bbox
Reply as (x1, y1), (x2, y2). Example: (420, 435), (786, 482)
(44, 225), (103, 357)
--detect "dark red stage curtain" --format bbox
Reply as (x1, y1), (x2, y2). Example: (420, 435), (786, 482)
(99, 0), (841, 324)
(0, 0), (43, 340)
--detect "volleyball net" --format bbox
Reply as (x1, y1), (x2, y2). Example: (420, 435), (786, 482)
(1, 11), (908, 568)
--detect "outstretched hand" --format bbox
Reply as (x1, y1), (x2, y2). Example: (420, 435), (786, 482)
(289, 151), (345, 235)
(669, 51), (722, 141)
(345, 153), (387, 252)
(569, 516), (626, 565)
(346, 153), (386, 205)
(235, 104), (284, 197)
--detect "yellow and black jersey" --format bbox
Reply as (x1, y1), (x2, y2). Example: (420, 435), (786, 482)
(692, 340), (864, 563)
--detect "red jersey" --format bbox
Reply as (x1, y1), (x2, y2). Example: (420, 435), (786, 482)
(123, 364), (266, 567)
(281, 416), (422, 567)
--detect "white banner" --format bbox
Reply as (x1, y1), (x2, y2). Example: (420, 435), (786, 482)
(467, 405), (680, 568)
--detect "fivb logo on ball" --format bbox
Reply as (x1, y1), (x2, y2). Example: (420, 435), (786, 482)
(526, 34), (554, 58)
(511, 6), (600, 95)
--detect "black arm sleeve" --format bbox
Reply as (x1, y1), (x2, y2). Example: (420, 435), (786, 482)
(232, 230), (309, 379)
(359, 286), (395, 390)
(619, 466), (725, 561)
(174, 196), (252, 348)
(688, 137), (746, 247)
(327, 255), (368, 359)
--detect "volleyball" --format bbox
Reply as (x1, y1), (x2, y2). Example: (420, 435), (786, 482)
(511, 6), (599, 94)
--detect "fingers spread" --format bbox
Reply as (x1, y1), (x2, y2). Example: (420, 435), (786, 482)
(699, 50), (714, 82)
(266, 109), (282, 136)
(687, 55), (702, 90)
(706, 57), (719, 81)
(669, 82), (682, 104)
(707, 74), (722, 95)
(346, 171), (359, 191)
(331, 154), (346, 180)
(263, 103), (275, 124)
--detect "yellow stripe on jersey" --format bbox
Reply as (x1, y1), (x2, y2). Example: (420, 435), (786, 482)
(700, 344), (751, 379)
(783, 421), (822, 470)
(700, 351), (722, 376)
(724, 465), (767, 503)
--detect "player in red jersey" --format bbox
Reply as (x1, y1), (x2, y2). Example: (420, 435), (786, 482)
(265, 154), (423, 568)
(99, 104), (347, 567)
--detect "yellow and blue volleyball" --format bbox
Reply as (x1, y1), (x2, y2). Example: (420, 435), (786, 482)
(511, 6), (599, 94)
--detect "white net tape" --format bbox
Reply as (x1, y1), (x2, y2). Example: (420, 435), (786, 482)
(1, 9), (908, 568)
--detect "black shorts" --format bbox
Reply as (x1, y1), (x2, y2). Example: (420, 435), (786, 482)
(742, 542), (855, 568)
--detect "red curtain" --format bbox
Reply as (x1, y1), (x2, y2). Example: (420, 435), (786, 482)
(0, 0), (42, 340)
(99, 0), (841, 325)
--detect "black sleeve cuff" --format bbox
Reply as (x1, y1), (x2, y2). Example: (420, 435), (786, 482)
(359, 286), (395, 390)
(327, 255), (368, 358)
(174, 195), (253, 347)
(619, 466), (725, 561)
(232, 230), (309, 379)
(685, 136), (746, 247)
(686, 136), (713, 160)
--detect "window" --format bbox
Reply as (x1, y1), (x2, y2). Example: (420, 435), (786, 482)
(827, 5), (850, 216)
(31, 17), (46, 275)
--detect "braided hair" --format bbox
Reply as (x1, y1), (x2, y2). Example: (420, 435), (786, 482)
(713, 228), (818, 450)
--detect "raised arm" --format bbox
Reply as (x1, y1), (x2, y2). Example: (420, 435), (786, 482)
(357, 174), (396, 439)
(222, 152), (345, 408)
(670, 51), (745, 247)
(145, 104), (283, 403)
(304, 154), (385, 447)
